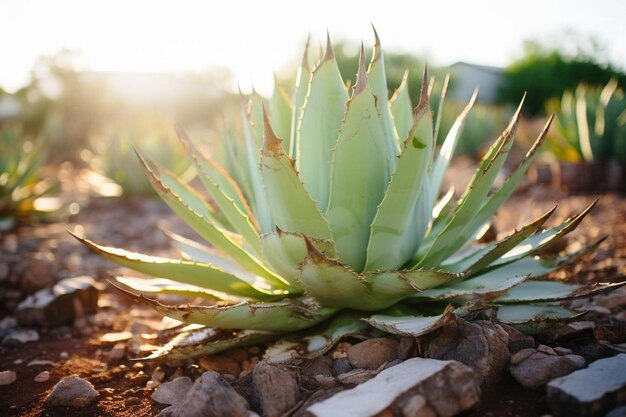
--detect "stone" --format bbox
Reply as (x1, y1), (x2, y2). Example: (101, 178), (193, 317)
(594, 288), (626, 309)
(547, 354), (626, 417)
(157, 372), (251, 417)
(16, 276), (99, 327)
(45, 375), (99, 407)
(420, 319), (510, 384)
(302, 356), (333, 377)
(151, 376), (194, 405)
(547, 321), (595, 342)
(605, 406), (626, 417)
(336, 368), (381, 386)
(304, 358), (480, 417)
(0, 370), (16, 385)
(510, 348), (536, 366)
(3, 328), (39, 345)
(554, 347), (573, 356)
(538, 344), (557, 356)
(20, 258), (58, 293)
(509, 350), (586, 390)
(199, 355), (242, 377)
(35, 371), (50, 382)
(397, 337), (416, 360)
(107, 343), (126, 361)
(27, 360), (55, 367)
(99, 331), (132, 343)
(500, 323), (535, 353)
(253, 361), (300, 417)
(347, 338), (399, 370)
(331, 358), (352, 376)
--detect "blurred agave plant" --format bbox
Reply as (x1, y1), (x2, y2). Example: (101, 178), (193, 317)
(76, 33), (620, 361)
(89, 117), (194, 196)
(546, 79), (626, 163)
(0, 126), (58, 230)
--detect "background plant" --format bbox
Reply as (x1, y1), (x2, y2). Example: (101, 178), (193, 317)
(89, 116), (195, 196)
(0, 124), (58, 230)
(545, 79), (626, 163)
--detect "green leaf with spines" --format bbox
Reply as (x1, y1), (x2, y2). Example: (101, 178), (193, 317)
(325, 56), (391, 271)
(73, 235), (281, 300)
(367, 29), (400, 160)
(260, 111), (336, 244)
(365, 69), (433, 271)
(114, 283), (336, 332)
(295, 36), (348, 211)
(416, 99), (524, 268)
(389, 70), (413, 144)
(135, 152), (290, 288)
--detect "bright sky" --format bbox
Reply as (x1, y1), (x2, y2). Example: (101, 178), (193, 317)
(1, 0), (625, 95)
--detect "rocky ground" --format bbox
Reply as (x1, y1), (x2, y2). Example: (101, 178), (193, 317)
(0, 163), (625, 417)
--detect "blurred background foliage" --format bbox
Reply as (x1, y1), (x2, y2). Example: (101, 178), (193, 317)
(1, 32), (625, 209)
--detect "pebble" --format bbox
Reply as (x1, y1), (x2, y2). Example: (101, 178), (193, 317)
(302, 356), (333, 377)
(0, 316), (17, 331)
(198, 355), (242, 377)
(35, 371), (50, 382)
(151, 376), (194, 405)
(45, 375), (99, 407)
(537, 344), (557, 356)
(0, 370), (16, 385)
(331, 358), (352, 376)
(20, 258), (58, 293)
(306, 358), (480, 417)
(107, 343), (126, 361)
(421, 319), (510, 385)
(59, 352), (69, 360)
(336, 367), (381, 386)
(554, 347), (573, 356)
(3, 329), (40, 345)
(16, 275), (99, 327)
(605, 406), (626, 417)
(27, 360), (55, 367)
(346, 338), (399, 370)
(500, 324), (536, 353)
(99, 331), (132, 343)
(509, 349), (586, 390)
(157, 372), (251, 417)
(253, 361), (300, 417)
(547, 354), (626, 417)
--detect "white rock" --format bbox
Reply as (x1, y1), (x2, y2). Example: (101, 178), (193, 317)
(35, 371), (50, 382)
(0, 371), (16, 385)
(45, 375), (99, 408)
(4, 329), (39, 344)
(547, 354), (626, 417)
(306, 358), (480, 417)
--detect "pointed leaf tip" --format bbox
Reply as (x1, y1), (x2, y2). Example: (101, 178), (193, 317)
(354, 44), (368, 95)
(322, 31), (334, 63)
(371, 25), (382, 63)
(262, 107), (283, 154)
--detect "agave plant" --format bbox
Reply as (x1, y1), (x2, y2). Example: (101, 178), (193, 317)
(76, 33), (620, 361)
(0, 125), (58, 230)
(546, 78), (626, 163)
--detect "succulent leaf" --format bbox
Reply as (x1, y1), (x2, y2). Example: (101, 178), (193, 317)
(144, 326), (277, 360)
(325, 57), (392, 271)
(260, 112), (336, 242)
(74, 234), (284, 300)
(366, 304), (456, 336)
(296, 36), (348, 210)
(365, 69), (433, 271)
